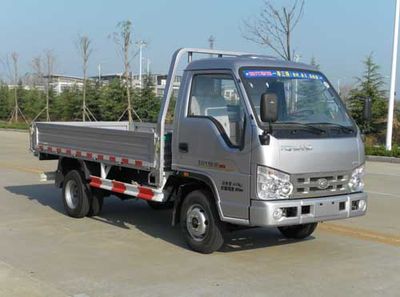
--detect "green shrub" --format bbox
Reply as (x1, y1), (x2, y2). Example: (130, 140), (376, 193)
(365, 145), (400, 158)
(0, 121), (29, 130)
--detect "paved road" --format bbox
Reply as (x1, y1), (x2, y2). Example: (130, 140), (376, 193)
(0, 130), (399, 297)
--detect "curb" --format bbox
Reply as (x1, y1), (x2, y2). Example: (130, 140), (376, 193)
(0, 128), (28, 133)
(366, 155), (400, 164)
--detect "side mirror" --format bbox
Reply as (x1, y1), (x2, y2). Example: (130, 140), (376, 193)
(363, 97), (372, 122)
(260, 93), (278, 123)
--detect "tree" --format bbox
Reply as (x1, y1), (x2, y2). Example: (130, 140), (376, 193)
(77, 34), (96, 121)
(31, 56), (44, 88)
(7, 52), (27, 123)
(85, 82), (102, 120)
(44, 50), (55, 121)
(135, 74), (160, 122)
(98, 79), (126, 121)
(310, 56), (320, 70)
(30, 55), (48, 122)
(53, 86), (82, 121)
(0, 85), (11, 119)
(242, 0), (305, 61)
(347, 54), (387, 138)
(20, 87), (44, 120)
(112, 20), (141, 122)
(393, 101), (400, 144)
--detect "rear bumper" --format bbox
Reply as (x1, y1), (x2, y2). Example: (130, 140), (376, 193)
(249, 192), (367, 227)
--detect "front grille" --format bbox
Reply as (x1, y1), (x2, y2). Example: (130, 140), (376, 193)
(291, 171), (350, 198)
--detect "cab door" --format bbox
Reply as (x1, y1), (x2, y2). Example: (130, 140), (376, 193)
(174, 72), (252, 220)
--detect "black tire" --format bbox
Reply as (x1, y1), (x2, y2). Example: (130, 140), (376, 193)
(147, 200), (174, 210)
(62, 170), (90, 218)
(278, 223), (318, 239)
(180, 190), (225, 254)
(87, 189), (104, 217)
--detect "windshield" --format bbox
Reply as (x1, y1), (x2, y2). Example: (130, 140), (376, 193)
(241, 69), (354, 128)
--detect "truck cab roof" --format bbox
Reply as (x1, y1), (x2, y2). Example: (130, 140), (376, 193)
(185, 55), (318, 73)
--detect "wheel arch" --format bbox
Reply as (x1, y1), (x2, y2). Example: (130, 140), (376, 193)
(55, 157), (93, 188)
(170, 172), (223, 226)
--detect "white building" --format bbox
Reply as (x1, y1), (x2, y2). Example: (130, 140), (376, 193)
(44, 74), (85, 94)
(34, 72), (182, 97)
(95, 73), (182, 98)
(153, 74), (182, 97)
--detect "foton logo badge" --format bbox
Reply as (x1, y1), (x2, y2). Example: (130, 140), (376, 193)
(281, 145), (313, 152)
(317, 178), (330, 190)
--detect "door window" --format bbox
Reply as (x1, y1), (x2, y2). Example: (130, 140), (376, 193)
(189, 74), (246, 147)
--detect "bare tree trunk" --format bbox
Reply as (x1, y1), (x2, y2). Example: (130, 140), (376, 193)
(124, 41), (133, 123)
(78, 35), (95, 122)
(45, 50), (55, 122)
(286, 22), (291, 60)
(83, 80), (86, 121)
(12, 53), (18, 122)
(6, 53), (27, 123)
(114, 20), (141, 123)
(31, 56), (47, 123)
(242, 0), (304, 61)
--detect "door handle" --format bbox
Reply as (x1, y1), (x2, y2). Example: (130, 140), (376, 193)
(179, 142), (189, 153)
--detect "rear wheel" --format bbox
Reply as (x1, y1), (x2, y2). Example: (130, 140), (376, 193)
(180, 190), (225, 254)
(87, 189), (104, 217)
(62, 170), (90, 218)
(278, 223), (318, 239)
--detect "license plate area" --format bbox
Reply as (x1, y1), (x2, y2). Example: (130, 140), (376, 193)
(314, 199), (345, 217)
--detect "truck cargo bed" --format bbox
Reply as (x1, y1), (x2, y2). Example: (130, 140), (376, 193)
(31, 121), (172, 171)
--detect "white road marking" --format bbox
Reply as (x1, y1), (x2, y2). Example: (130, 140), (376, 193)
(367, 190), (400, 199)
(367, 172), (400, 178)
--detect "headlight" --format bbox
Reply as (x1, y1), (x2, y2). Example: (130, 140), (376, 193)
(257, 166), (293, 200)
(348, 164), (365, 192)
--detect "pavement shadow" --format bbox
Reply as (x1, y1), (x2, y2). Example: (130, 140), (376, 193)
(5, 183), (64, 213)
(5, 183), (314, 253)
(221, 228), (314, 252)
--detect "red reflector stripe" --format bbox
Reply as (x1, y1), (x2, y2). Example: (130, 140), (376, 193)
(121, 158), (129, 165)
(86, 152), (93, 159)
(112, 181), (126, 194)
(76, 151), (82, 157)
(97, 154), (104, 161)
(90, 176), (102, 188)
(89, 177), (156, 201)
(135, 160), (143, 167)
(137, 186), (154, 200)
(109, 156), (116, 162)
(56, 148), (61, 153)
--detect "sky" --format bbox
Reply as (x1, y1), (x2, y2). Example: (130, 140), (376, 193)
(0, 0), (398, 93)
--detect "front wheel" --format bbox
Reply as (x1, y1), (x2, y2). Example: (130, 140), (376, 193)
(180, 190), (225, 254)
(278, 223), (318, 239)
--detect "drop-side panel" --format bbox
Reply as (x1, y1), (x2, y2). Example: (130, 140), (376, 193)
(34, 122), (156, 167)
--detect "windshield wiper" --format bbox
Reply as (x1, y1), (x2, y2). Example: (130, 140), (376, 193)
(281, 122), (326, 135)
(310, 122), (355, 134)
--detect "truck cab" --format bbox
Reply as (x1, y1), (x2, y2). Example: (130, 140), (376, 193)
(171, 53), (366, 249)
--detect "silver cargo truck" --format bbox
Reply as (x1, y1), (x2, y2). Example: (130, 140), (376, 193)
(30, 48), (367, 253)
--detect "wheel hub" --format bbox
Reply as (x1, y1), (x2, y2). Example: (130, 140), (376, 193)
(186, 205), (208, 240)
(65, 180), (79, 209)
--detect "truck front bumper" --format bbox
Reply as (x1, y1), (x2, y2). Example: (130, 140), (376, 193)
(249, 192), (367, 227)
